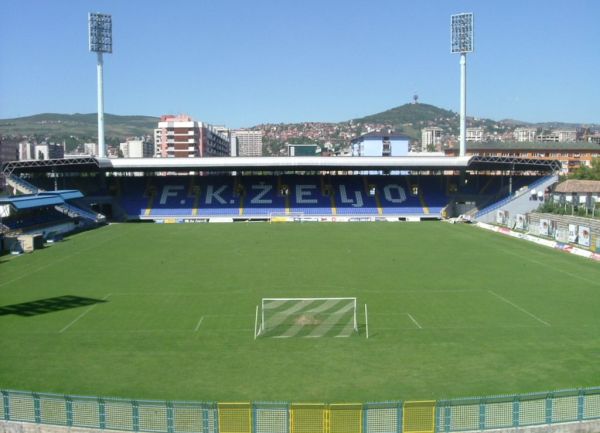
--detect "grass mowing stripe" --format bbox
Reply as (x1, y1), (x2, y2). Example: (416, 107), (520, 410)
(488, 290), (551, 327)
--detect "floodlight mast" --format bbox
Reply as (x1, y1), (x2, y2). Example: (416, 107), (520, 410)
(451, 13), (473, 158)
(88, 13), (112, 158)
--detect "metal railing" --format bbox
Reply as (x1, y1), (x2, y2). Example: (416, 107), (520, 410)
(1, 387), (599, 433)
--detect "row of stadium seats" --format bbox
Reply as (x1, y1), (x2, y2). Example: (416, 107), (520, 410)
(112, 175), (535, 219)
(2, 207), (71, 230)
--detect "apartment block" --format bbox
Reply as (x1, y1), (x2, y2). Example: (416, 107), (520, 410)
(232, 130), (263, 157)
(154, 114), (230, 158)
(421, 127), (443, 151)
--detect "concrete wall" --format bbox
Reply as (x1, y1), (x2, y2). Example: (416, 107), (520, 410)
(0, 422), (125, 433)
(528, 212), (600, 251)
(3, 419), (600, 433)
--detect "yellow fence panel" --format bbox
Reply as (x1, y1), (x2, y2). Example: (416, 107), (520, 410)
(330, 404), (362, 433)
(402, 401), (435, 433)
(291, 404), (326, 433)
(218, 403), (251, 433)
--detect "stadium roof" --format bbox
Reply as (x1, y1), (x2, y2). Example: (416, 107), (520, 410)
(0, 195), (64, 211)
(1, 155), (561, 175)
(39, 190), (84, 201)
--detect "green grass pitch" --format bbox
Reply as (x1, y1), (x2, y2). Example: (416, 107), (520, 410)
(1, 222), (600, 403)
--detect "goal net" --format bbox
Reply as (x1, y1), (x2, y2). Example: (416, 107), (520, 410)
(269, 212), (305, 223)
(256, 297), (358, 338)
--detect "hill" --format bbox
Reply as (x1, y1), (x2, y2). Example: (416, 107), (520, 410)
(353, 103), (457, 127)
(0, 113), (159, 139)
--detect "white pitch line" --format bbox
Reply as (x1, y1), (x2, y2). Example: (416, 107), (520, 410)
(59, 293), (111, 334)
(488, 290), (551, 327)
(194, 316), (204, 332)
(407, 313), (423, 329)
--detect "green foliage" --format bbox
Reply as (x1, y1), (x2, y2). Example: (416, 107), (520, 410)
(569, 158), (600, 180)
(539, 199), (600, 220)
(1, 223), (600, 401)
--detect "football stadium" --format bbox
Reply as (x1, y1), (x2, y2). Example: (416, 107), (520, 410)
(2, 6), (600, 433)
(1, 155), (600, 433)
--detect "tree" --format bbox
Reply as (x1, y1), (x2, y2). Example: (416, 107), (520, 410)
(569, 157), (600, 180)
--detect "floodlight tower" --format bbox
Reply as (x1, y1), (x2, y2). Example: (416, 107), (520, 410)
(451, 13), (474, 157)
(88, 13), (112, 158)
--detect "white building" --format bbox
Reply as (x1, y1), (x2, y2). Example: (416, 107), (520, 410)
(536, 130), (577, 143)
(231, 130), (263, 157)
(119, 139), (154, 158)
(84, 142), (98, 156)
(154, 114), (230, 158)
(351, 131), (410, 156)
(18, 142), (35, 160)
(35, 143), (64, 160)
(556, 130), (577, 143)
(421, 127), (443, 151)
(513, 127), (537, 142)
(466, 127), (484, 142)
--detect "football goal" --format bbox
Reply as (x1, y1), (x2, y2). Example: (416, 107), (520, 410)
(254, 297), (362, 338)
(269, 212), (305, 223)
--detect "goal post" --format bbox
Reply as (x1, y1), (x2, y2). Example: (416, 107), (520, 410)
(257, 297), (359, 338)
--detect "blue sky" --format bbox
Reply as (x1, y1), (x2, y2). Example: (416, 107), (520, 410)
(1, 0), (598, 128)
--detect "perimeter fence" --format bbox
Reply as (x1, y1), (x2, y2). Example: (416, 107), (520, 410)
(1, 387), (600, 433)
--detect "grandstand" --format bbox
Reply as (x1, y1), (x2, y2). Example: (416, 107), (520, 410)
(0, 155), (560, 225)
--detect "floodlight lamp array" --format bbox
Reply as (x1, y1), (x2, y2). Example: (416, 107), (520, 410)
(89, 13), (112, 53)
(451, 13), (473, 53)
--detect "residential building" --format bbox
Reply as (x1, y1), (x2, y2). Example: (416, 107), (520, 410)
(536, 129), (577, 143)
(18, 141), (35, 160)
(421, 127), (443, 151)
(212, 126), (234, 156)
(0, 138), (18, 190)
(444, 141), (600, 174)
(466, 127), (484, 142)
(35, 143), (64, 160)
(232, 130), (263, 157)
(513, 127), (537, 142)
(351, 130), (410, 156)
(556, 130), (577, 143)
(119, 138), (154, 158)
(83, 142), (98, 156)
(154, 114), (230, 158)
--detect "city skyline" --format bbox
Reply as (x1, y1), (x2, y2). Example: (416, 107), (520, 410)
(1, 0), (598, 128)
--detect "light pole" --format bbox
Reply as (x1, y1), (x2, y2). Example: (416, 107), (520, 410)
(88, 13), (112, 158)
(451, 13), (474, 157)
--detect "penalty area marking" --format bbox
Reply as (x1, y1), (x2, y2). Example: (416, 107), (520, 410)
(488, 290), (551, 327)
(59, 293), (111, 334)
(407, 313), (422, 329)
(194, 316), (204, 332)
